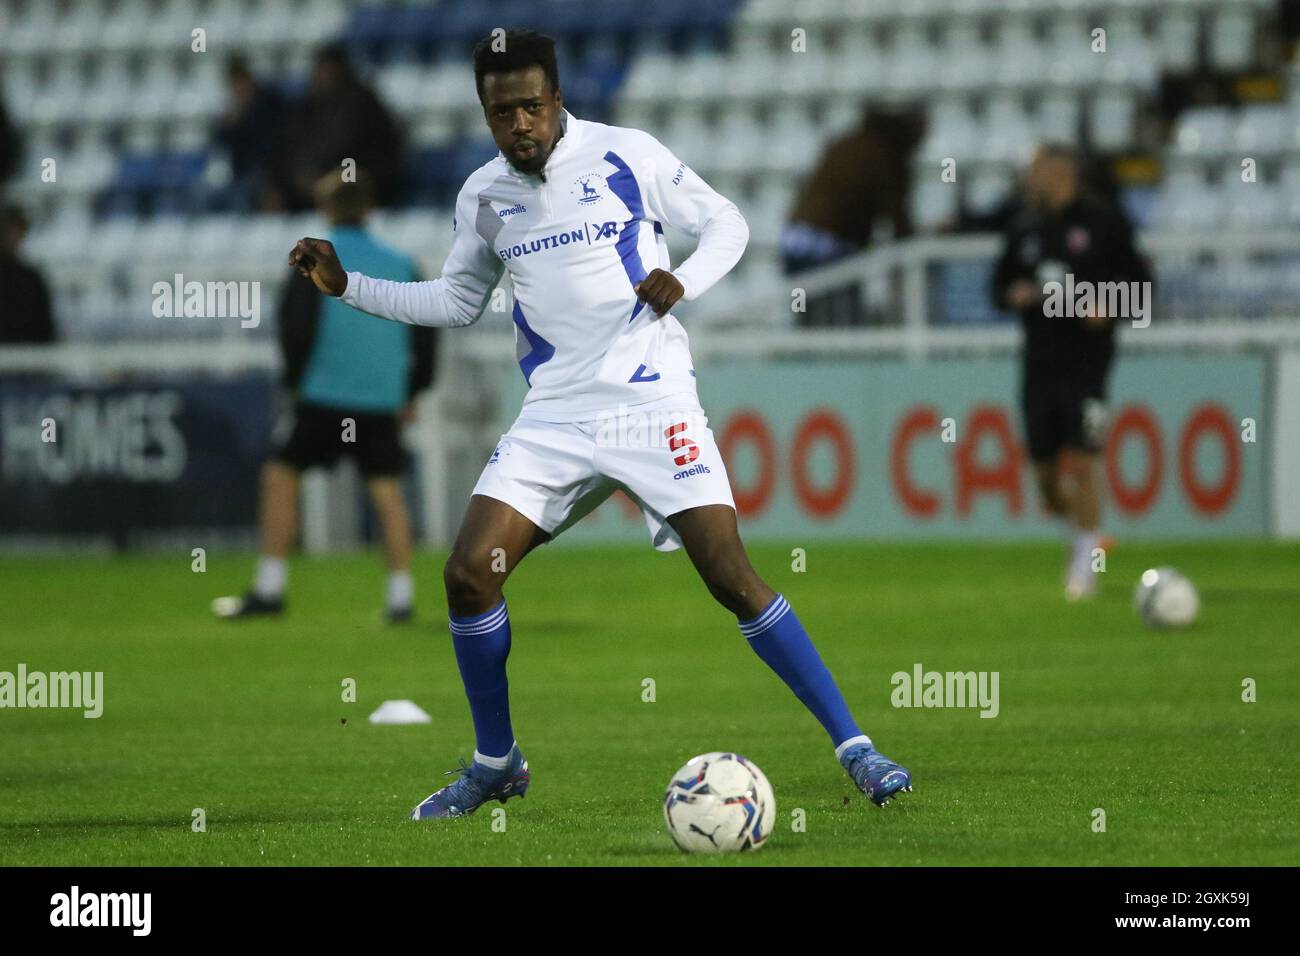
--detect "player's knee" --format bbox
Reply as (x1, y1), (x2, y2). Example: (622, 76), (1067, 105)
(442, 552), (498, 610)
(703, 565), (766, 618)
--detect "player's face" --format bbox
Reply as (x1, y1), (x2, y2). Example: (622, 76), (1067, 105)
(481, 67), (563, 175)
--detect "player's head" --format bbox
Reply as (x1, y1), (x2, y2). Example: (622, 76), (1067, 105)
(314, 170), (373, 226)
(1025, 143), (1081, 211)
(473, 29), (563, 176)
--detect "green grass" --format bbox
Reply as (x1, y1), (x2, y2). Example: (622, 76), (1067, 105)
(0, 540), (1296, 866)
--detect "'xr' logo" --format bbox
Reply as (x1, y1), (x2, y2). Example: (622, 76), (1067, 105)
(591, 221), (618, 240)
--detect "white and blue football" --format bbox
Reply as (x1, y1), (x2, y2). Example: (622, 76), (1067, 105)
(663, 752), (776, 853)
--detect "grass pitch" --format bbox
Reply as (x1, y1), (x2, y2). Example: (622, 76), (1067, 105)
(0, 540), (1296, 866)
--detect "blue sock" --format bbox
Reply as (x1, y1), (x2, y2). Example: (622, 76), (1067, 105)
(740, 594), (864, 750)
(448, 599), (515, 759)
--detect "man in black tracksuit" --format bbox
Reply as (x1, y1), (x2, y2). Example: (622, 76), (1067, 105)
(991, 144), (1152, 600)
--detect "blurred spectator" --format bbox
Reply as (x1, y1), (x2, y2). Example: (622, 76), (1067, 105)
(213, 169), (435, 621)
(272, 45), (404, 211)
(213, 55), (284, 211)
(0, 83), (20, 185)
(780, 106), (926, 326)
(0, 205), (56, 344)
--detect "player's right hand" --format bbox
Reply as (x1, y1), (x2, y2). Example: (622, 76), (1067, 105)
(289, 238), (348, 297)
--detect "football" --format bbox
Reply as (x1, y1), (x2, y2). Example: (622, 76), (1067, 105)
(662, 752), (776, 853)
(1134, 567), (1200, 629)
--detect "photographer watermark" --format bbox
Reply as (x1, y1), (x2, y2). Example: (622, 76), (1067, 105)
(592, 403), (712, 453)
(1042, 273), (1151, 329)
(50, 886), (150, 936)
(891, 663), (999, 718)
(0, 663), (103, 718)
(151, 274), (260, 328)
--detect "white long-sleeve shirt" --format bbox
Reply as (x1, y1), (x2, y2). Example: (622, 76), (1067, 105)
(340, 110), (749, 421)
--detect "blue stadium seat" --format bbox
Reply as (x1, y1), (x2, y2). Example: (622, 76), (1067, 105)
(405, 144), (460, 207)
(564, 59), (628, 124)
(349, 6), (394, 46)
(157, 151), (207, 190)
(117, 153), (164, 190)
(451, 138), (501, 185)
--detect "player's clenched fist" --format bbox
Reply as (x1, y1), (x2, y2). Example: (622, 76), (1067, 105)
(634, 269), (684, 317)
(289, 238), (348, 297)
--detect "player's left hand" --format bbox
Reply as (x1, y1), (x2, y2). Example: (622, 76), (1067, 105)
(634, 269), (684, 317)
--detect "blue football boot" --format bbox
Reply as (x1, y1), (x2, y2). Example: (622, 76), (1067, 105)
(410, 746), (530, 819)
(840, 742), (913, 806)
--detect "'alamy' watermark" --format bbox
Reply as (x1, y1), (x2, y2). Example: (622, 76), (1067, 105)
(593, 403), (710, 451)
(891, 663), (999, 718)
(1042, 274), (1151, 329)
(0, 664), (103, 718)
(151, 274), (260, 328)
(50, 886), (150, 936)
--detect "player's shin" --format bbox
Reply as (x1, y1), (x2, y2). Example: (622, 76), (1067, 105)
(448, 599), (516, 760)
(738, 593), (864, 748)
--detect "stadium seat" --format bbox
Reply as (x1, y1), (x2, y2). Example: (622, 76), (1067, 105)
(1209, 4), (1258, 73)
(910, 178), (960, 234)
(1154, 6), (1200, 73)
(964, 165), (1015, 217)
(918, 104), (979, 166)
(985, 94), (1035, 163)
(1173, 107), (1236, 157)
(1150, 170), (1221, 231)
(1034, 91), (1083, 146)
(50, 0), (105, 55)
(1089, 88), (1138, 152)
(1234, 104), (1289, 155)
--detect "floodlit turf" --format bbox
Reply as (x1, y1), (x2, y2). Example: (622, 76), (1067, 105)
(0, 540), (1296, 866)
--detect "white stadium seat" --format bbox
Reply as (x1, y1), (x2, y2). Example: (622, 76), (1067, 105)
(1209, 6), (1257, 73)
(1173, 107), (1236, 156)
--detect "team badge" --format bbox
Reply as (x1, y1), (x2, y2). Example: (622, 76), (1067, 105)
(571, 173), (606, 205)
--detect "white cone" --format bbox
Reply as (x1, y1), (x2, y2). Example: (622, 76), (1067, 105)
(368, 700), (432, 725)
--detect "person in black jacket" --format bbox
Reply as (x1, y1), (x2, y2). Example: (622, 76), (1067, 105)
(992, 144), (1153, 600)
(213, 55), (284, 211)
(271, 45), (404, 211)
(0, 205), (56, 344)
